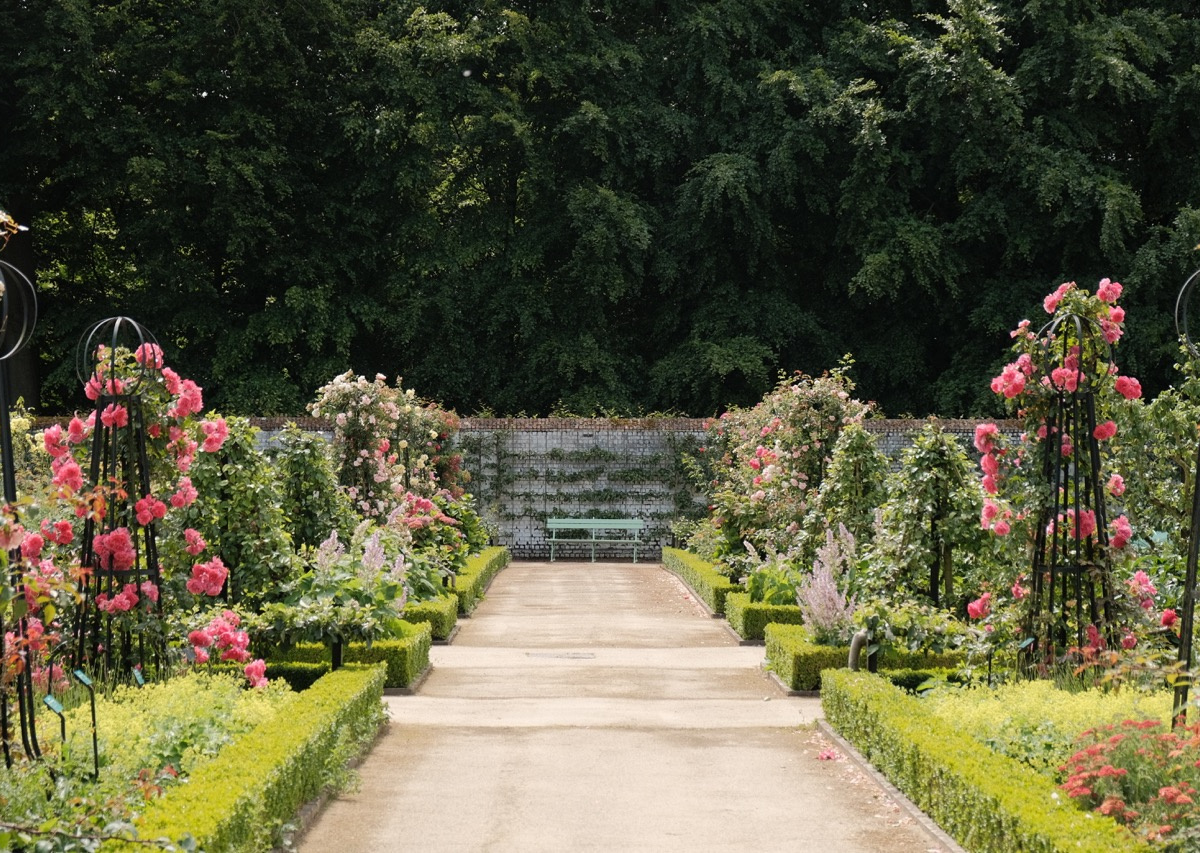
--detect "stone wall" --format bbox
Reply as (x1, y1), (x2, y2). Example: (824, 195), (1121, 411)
(450, 417), (1019, 561)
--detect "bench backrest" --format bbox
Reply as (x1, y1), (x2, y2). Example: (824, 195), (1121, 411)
(547, 518), (644, 531)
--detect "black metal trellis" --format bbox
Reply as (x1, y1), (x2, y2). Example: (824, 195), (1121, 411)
(0, 206), (40, 768)
(69, 317), (168, 682)
(1023, 310), (1117, 671)
(1172, 268), (1200, 725)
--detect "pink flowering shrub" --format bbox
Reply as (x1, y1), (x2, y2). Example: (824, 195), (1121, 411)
(970, 279), (1154, 663)
(689, 363), (871, 578)
(310, 372), (464, 517)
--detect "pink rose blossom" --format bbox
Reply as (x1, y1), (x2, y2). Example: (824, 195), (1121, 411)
(171, 477), (199, 508)
(967, 592), (992, 620)
(1163, 609), (1178, 628)
(244, 658), (268, 688)
(1120, 632), (1137, 650)
(973, 423), (1000, 454)
(1096, 278), (1123, 303)
(184, 528), (207, 556)
(1114, 375), (1142, 400)
(1107, 474), (1125, 497)
(992, 518), (1011, 536)
(100, 403), (129, 429)
(1043, 282), (1075, 314)
(1092, 421), (1117, 441)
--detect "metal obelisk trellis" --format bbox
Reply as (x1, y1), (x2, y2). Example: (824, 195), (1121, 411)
(1172, 267), (1200, 725)
(1023, 310), (1117, 671)
(0, 207), (40, 767)
(69, 317), (167, 681)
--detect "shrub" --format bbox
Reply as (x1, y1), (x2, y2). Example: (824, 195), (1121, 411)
(822, 669), (1147, 852)
(724, 591), (804, 642)
(270, 620), (432, 689)
(764, 624), (963, 691)
(126, 664), (387, 852)
(661, 547), (738, 615)
(403, 593), (458, 640)
(453, 546), (511, 614)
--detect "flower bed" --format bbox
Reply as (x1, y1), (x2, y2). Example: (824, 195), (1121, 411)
(116, 664), (387, 852)
(821, 669), (1147, 852)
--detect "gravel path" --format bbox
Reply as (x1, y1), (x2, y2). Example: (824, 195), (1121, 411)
(295, 561), (961, 853)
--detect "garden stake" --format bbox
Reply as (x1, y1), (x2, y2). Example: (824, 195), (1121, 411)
(71, 669), (100, 781)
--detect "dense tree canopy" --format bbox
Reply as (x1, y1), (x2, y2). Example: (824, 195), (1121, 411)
(2, 0), (1198, 417)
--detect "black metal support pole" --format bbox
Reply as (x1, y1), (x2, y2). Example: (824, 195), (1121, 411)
(1174, 441), (1200, 726)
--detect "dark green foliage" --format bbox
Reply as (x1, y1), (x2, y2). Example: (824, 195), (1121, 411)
(4, 2), (1199, 417)
(167, 416), (298, 607)
(268, 424), (358, 549)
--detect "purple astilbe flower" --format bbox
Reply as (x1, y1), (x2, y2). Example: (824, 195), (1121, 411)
(796, 524), (857, 645)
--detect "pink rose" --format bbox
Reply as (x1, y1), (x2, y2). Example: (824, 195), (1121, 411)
(1114, 375), (1142, 400)
(1092, 421), (1117, 441)
(1096, 278), (1123, 303)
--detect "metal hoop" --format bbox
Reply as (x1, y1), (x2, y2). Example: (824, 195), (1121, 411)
(1175, 267), (1200, 356)
(0, 259), (38, 362)
(75, 316), (162, 394)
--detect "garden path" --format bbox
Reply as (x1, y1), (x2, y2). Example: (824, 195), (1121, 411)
(296, 561), (960, 852)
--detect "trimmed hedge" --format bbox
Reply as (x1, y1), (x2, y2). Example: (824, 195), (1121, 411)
(403, 593), (458, 640)
(724, 591), (804, 641)
(125, 664), (387, 853)
(454, 545), (511, 614)
(821, 670), (1148, 852)
(272, 620), (432, 689)
(765, 624), (964, 691)
(661, 547), (738, 615)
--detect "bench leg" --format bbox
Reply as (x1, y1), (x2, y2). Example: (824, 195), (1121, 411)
(550, 540), (556, 562)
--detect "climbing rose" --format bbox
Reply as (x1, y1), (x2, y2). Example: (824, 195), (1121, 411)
(1107, 474), (1126, 497)
(973, 423), (1000, 454)
(967, 593), (992, 620)
(1114, 376), (1142, 400)
(1092, 421), (1117, 441)
(1044, 282), (1075, 314)
(1096, 278), (1123, 303)
(1163, 609), (1178, 628)
(991, 364), (1025, 399)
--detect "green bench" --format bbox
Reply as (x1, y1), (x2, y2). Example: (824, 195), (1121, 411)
(546, 518), (646, 562)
